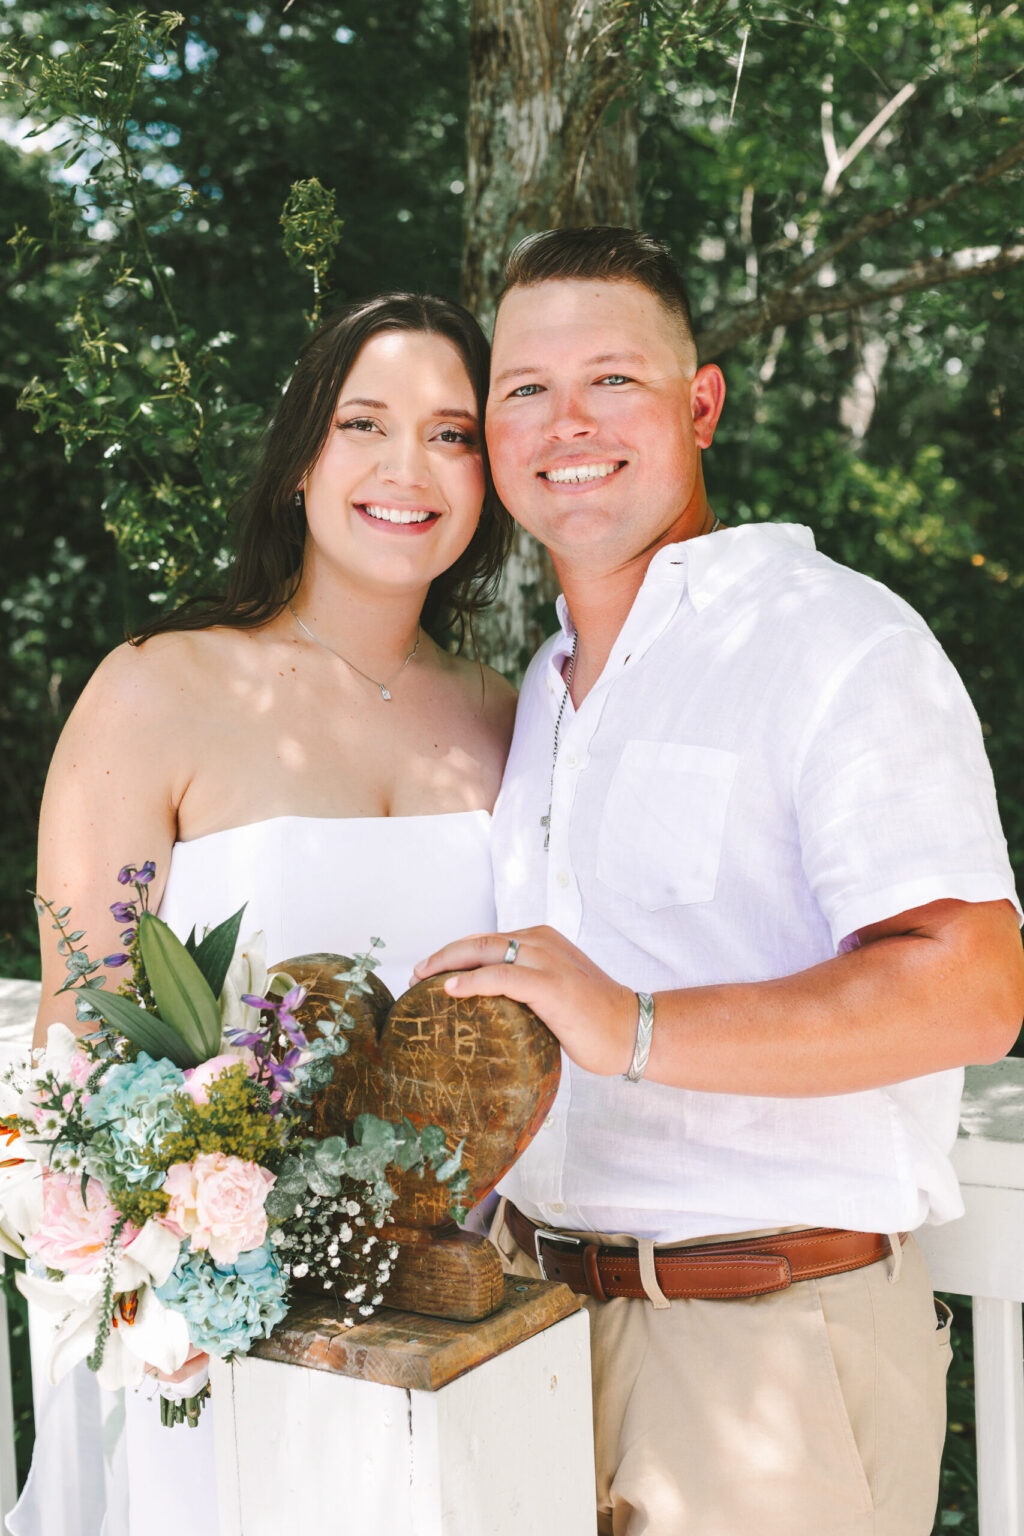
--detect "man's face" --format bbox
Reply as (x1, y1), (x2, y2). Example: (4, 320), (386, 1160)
(486, 279), (724, 576)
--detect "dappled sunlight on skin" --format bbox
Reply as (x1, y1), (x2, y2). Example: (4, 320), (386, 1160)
(173, 625), (501, 841)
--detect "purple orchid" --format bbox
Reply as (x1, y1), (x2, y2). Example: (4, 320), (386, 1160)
(265, 1046), (304, 1096)
(224, 1023), (265, 1051)
(103, 953), (130, 968)
(136, 862), (156, 885)
(110, 901), (137, 924)
(240, 985), (308, 1048)
(117, 866), (136, 886)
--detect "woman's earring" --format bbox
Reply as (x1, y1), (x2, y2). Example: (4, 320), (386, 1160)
(293, 489), (305, 511)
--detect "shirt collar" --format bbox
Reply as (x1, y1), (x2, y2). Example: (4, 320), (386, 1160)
(553, 521), (816, 670)
(652, 520), (816, 611)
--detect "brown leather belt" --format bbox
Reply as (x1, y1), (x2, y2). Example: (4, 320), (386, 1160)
(506, 1203), (904, 1302)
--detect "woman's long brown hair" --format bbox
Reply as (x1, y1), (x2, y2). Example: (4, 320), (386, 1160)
(131, 293), (512, 648)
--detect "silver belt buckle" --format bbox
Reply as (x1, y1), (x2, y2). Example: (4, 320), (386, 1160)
(533, 1226), (582, 1280)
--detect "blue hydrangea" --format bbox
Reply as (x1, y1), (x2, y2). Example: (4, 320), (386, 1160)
(155, 1241), (288, 1357)
(84, 1052), (187, 1188)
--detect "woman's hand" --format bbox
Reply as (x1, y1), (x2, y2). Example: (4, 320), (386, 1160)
(413, 925), (638, 1077)
(147, 1345), (209, 1384)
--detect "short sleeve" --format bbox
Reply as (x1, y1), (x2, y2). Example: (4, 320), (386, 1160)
(794, 626), (1021, 950)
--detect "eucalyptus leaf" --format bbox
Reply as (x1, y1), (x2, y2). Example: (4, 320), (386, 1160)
(273, 1157), (308, 1197)
(264, 1187), (300, 1220)
(341, 1148), (376, 1183)
(353, 1114), (400, 1153)
(313, 1138), (347, 1175)
(305, 1164), (340, 1198)
(418, 1124), (447, 1157)
(434, 1140), (465, 1184)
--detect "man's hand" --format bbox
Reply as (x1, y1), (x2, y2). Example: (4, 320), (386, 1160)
(416, 899), (1024, 1096)
(414, 926), (637, 1076)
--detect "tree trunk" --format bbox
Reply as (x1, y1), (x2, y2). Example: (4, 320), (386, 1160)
(463, 0), (637, 677)
(463, 0), (637, 327)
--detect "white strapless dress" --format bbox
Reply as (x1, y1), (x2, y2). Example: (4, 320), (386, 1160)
(8, 812), (495, 1536)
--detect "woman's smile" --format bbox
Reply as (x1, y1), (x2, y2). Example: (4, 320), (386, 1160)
(303, 327), (485, 591)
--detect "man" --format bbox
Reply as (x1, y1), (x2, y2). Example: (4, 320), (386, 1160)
(416, 227), (1024, 1534)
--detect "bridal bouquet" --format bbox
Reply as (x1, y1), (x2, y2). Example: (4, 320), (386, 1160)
(0, 863), (464, 1426)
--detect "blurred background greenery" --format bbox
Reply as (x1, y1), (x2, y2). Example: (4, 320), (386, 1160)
(0, 3), (1021, 1523)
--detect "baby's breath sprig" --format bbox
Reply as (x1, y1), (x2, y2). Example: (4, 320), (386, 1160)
(271, 1181), (399, 1327)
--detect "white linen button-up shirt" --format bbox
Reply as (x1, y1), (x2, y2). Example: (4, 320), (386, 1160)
(493, 523), (1020, 1242)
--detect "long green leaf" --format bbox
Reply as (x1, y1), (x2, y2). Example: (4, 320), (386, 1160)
(138, 913), (222, 1060)
(84, 988), (197, 1068)
(192, 903), (246, 1001)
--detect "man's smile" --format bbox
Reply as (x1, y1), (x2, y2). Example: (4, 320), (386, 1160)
(539, 460), (625, 485)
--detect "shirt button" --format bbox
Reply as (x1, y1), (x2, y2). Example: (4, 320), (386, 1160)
(543, 1115), (554, 1129)
(564, 753), (579, 769)
(556, 869), (570, 888)
(548, 1202), (566, 1215)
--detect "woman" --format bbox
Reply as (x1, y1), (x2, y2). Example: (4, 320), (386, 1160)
(17, 293), (515, 1536)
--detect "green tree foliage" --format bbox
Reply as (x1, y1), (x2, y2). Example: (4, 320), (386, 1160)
(1, 0), (1020, 964)
(0, 4), (1019, 1520)
(637, 1), (1023, 902)
(0, 0), (471, 975)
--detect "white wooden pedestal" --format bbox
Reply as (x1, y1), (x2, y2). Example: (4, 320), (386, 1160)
(916, 1060), (1024, 1536)
(210, 1278), (596, 1536)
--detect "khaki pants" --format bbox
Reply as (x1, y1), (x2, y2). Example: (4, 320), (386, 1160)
(491, 1201), (952, 1535)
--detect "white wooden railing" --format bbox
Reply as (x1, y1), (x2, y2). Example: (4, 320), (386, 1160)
(0, 976), (1022, 1533)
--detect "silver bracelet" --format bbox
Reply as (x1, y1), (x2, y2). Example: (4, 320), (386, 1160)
(624, 992), (654, 1083)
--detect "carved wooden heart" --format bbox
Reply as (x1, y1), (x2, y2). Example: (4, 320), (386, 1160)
(271, 955), (561, 1229)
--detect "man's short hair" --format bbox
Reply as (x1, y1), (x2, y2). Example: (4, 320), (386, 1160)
(500, 226), (697, 361)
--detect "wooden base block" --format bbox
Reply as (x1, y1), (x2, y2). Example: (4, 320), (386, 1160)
(381, 1224), (505, 1322)
(252, 1273), (581, 1390)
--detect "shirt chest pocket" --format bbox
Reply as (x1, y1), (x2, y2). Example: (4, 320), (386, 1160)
(596, 741), (739, 910)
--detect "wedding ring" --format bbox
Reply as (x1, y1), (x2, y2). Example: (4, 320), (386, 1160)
(502, 937), (520, 965)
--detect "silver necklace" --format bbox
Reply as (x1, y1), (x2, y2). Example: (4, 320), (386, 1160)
(541, 628), (579, 851)
(288, 603), (421, 702)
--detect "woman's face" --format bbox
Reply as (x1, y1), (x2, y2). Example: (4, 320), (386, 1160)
(302, 329), (485, 598)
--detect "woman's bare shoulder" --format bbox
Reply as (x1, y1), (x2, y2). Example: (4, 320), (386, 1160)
(444, 652), (517, 737)
(77, 627), (253, 712)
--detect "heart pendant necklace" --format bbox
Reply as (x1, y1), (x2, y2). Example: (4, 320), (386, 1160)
(289, 604), (421, 701)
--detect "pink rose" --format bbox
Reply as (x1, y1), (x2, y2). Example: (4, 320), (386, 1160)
(29, 1172), (138, 1275)
(183, 1051), (257, 1106)
(162, 1153), (274, 1265)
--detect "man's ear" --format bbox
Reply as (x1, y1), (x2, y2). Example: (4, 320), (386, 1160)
(690, 365), (726, 450)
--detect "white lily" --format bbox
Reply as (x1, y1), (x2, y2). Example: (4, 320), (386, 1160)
(0, 1154), (42, 1260)
(218, 930), (269, 1047)
(35, 1021), (82, 1081)
(16, 1216), (189, 1390)
(0, 1049), (45, 1258)
(1, 1022), (94, 1143)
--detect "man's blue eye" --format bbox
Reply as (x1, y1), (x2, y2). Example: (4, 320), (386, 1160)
(511, 384), (543, 397)
(601, 375), (630, 386)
